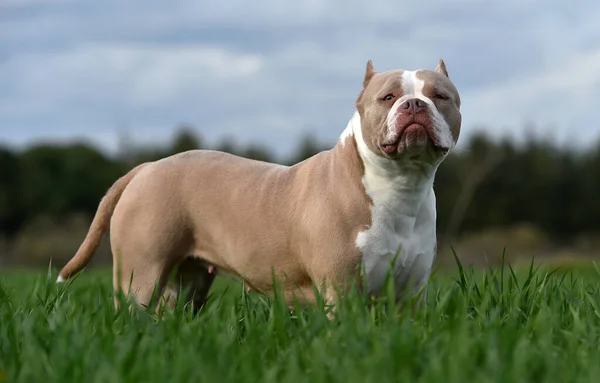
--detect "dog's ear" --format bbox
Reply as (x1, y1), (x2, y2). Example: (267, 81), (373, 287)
(363, 60), (376, 87)
(435, 58), (449, 78)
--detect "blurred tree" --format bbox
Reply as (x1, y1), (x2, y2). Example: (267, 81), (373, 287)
(214, 137), (239, 156)
(286, 133), (328, 165)
(242, 145), (273, 163)
(168, 126), (203, 155)
(3, 122), (600, 268)
(0, 146), (22, 236)
(443, 132), (505, 243)
(18, 143), (122, 225)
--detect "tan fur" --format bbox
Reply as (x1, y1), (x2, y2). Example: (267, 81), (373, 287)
(418, 70), (462, 141)
(59, 139), (370, 310)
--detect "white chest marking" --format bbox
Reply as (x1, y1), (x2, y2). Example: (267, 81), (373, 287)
(354, 114), (438, 294)
(355, 181), (438, 295)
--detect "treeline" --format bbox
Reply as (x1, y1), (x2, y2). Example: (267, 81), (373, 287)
(1, 125), (600, 266)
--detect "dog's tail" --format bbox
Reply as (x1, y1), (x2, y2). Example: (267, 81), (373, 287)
(56, 162), (150, 282)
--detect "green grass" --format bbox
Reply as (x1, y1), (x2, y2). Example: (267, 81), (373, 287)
(1, 258), (600, 383)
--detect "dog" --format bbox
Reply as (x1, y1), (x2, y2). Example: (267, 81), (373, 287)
(57, 59), (461, 313)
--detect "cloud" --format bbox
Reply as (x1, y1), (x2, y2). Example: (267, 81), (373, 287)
(0, 0), (74, 7)
(1, 0), (600, 157)
(0, 43), (264, 123)
(462, 47), (600, 146)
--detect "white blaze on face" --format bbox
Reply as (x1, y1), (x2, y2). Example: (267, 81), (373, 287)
(384, 70), (455, 150)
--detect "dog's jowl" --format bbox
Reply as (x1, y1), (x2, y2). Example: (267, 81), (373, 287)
(57, 59), (461, 312)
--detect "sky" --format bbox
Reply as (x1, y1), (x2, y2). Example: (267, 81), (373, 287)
(2, 0), (600, 158)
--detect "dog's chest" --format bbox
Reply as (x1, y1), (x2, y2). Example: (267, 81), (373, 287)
(355, 182), (437, 295)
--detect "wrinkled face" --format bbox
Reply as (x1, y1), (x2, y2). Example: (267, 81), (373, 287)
(355, 60), (461, 163)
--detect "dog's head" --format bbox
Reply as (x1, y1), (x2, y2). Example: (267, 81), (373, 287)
(354, 60), (461, 164)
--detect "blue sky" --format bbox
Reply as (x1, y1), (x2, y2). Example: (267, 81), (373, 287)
(2, 0), (600, 157)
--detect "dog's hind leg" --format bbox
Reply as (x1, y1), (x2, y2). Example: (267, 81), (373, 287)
(110, 228), (192, 313)
(161, 257), (216, 314)
(112, 252), (174, 313)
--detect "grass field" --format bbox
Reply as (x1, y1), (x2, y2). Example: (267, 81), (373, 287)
(1, 258), (600, 383)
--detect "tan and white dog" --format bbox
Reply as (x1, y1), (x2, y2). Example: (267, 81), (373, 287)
(57, 59), (461, 312)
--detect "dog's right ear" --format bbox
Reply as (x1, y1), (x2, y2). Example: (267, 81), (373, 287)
(363, 60), (376, 87)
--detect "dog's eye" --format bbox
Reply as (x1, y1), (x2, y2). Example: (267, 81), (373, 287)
(434, 93), (449, 100)
(381, 94), (395, 101)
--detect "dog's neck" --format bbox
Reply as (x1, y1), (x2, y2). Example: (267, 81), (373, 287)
(339, 111), (437, 218)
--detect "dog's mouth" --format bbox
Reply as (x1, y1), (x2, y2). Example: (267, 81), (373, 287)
(381, 123), (449, 156)
(381, 142), (401, 155)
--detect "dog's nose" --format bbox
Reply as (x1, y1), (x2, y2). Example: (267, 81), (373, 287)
(400, 98), (427, 113)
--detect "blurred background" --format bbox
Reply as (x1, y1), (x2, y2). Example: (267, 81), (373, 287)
(1, 0), (600, 271)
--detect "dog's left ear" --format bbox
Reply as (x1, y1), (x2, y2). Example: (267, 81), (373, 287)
(435, 59), (449, 78)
